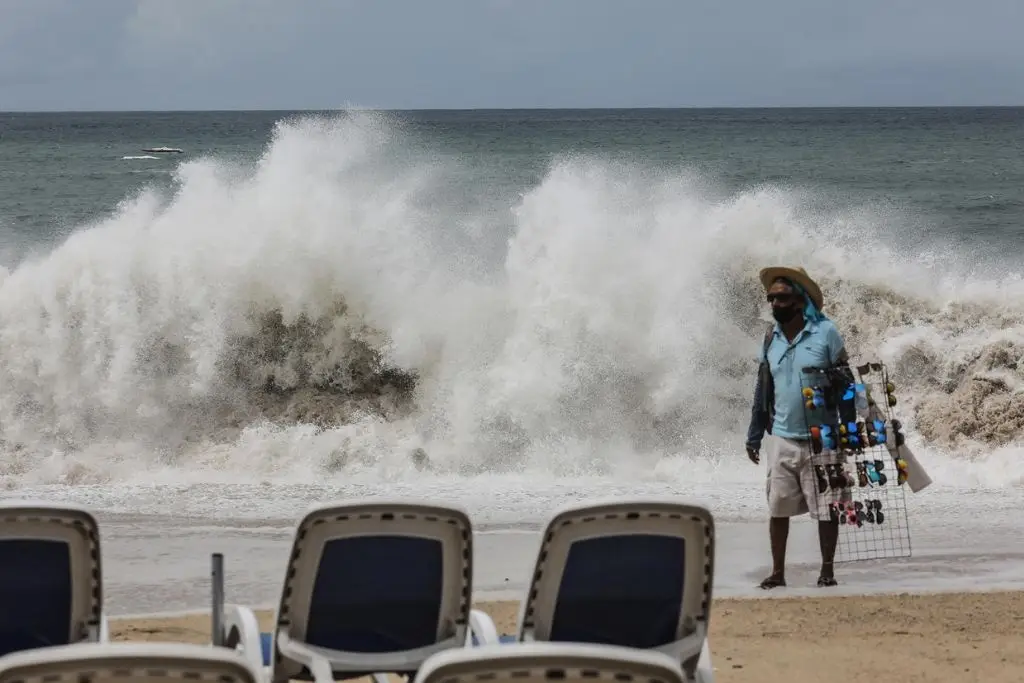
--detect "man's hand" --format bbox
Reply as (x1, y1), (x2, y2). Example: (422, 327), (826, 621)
(746, 446), (760, 464)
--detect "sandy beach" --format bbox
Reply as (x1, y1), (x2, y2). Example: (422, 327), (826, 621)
(110, 591), (1024, 683)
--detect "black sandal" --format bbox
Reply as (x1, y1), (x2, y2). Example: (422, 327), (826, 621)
(759, 574), (786, 589)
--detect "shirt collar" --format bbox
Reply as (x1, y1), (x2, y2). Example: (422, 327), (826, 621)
(773, 317), (816, 340)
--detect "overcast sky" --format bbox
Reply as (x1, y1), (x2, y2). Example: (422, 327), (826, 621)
(2, 0), (1023, 111)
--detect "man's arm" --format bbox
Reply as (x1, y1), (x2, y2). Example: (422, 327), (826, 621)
(746, 367), (767, 452)
(746, 326), (775, 460)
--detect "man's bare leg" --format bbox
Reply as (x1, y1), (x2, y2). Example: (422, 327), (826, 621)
(760, 516), (790, 588)
(817, 518), (839, 586)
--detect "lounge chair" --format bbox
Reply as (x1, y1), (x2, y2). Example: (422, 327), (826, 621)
(514, 499), (716, 683)
(0, 642), (259, 683)
(220, 499), (500, 683)
(413, 641), (687, 683)
(0, 501), (108, 656)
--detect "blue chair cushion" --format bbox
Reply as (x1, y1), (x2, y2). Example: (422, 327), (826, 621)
(0, 539), (73, 656)
(549, 533), (685, 648)
(305, 535), (444, 654)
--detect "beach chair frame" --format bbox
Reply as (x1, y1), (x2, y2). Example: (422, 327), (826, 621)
(515, 498), (715, 683)
(0, 501), (108, 653)
(412, 641), (687, 683)
(0, 642), (259, 683)
(221, 499), (498, 683)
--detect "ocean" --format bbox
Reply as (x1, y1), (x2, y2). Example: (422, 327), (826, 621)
(1, 108), (1022, 614)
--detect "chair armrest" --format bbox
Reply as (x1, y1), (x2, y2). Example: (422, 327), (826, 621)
(275, 631), (336, 683)
(96, 614), (110, 643)
(221, 605), (266, 672)
(469, 609), (500, 645)
(695, 639), (715, 683)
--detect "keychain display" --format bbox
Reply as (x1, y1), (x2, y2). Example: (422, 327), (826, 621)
(801, 361), (913, 562)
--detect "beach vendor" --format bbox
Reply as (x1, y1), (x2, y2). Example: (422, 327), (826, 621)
(744, 266), (851, 589)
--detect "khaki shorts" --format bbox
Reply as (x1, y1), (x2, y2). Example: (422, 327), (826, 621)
(764, 435), (851, 521)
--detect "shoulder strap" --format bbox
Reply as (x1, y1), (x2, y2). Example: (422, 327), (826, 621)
(760, 324), (774, 362)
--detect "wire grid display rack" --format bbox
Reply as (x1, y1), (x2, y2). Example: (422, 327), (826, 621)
(800, 361), (913, 562)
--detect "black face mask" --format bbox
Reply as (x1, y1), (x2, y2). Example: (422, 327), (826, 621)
(772, 305), (800, 324)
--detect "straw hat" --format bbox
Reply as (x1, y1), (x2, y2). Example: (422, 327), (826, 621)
(759, 266), (824, 310)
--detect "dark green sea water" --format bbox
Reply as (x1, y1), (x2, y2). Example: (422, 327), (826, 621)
(3, 108), (1023, 261)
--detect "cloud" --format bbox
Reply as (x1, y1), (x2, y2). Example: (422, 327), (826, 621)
(0, 0), (1022, 110)
(0, 1), (133, 91)
(121, 0), (311, 72)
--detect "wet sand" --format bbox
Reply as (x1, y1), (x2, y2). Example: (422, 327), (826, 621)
(111, 591), (1024, 683)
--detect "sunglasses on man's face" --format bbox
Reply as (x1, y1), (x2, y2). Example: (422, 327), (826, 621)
(766, 292), (795, 304)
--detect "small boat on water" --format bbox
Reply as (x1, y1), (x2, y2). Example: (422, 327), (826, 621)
(141, 146), (183, 153)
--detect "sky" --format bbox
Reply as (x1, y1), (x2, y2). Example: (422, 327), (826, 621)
(2, 0), (1023, 111)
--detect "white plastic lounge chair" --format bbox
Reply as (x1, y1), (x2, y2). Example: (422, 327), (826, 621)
(0, 642), (259, 683)
(0, 501), (108, 656)
(514, 499), (716, 683)
(221, 499), (499, 683)
(412, 641), (687, 683)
